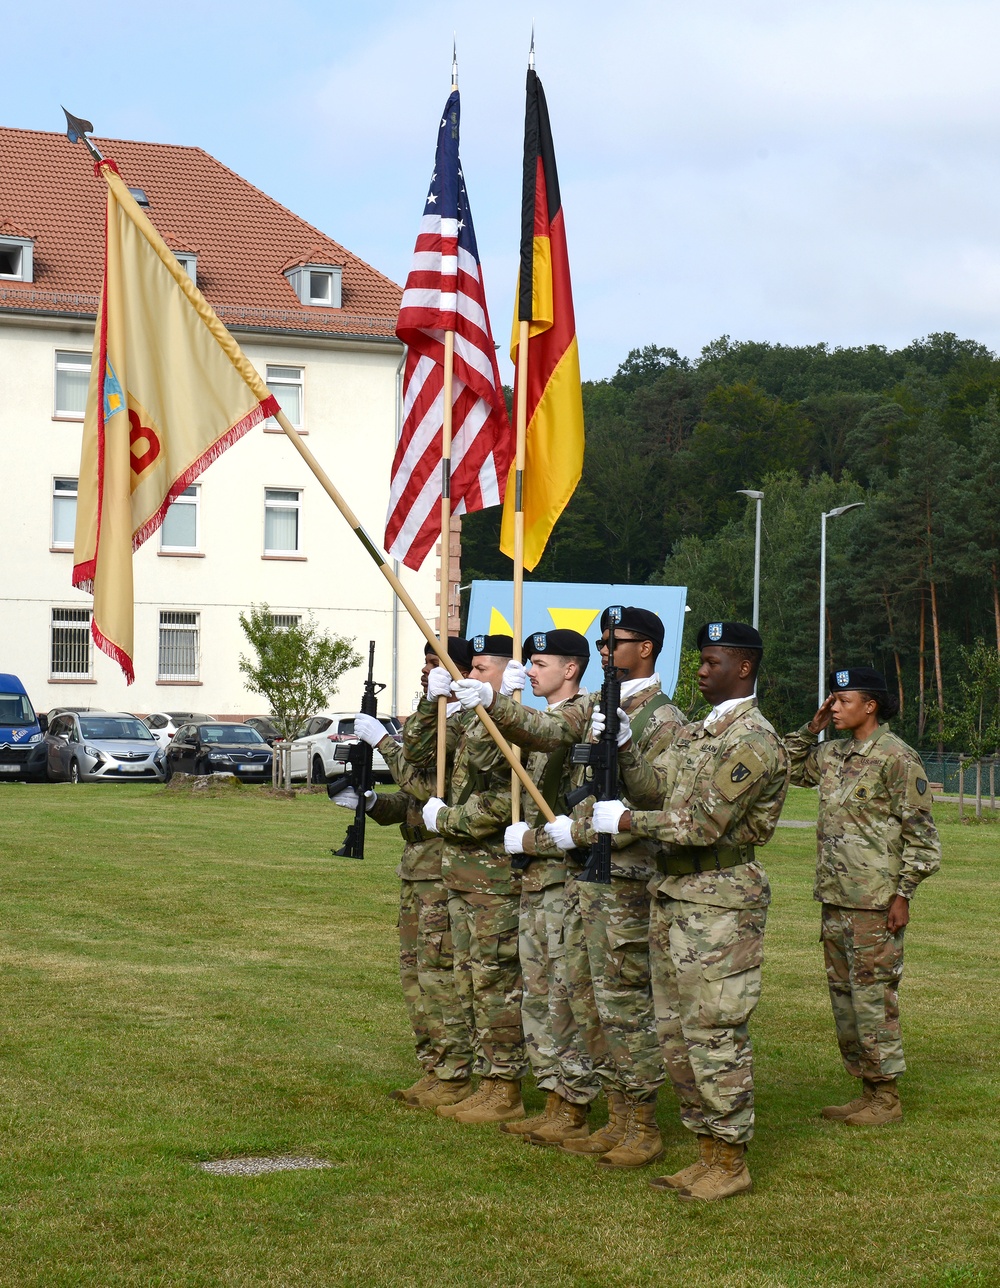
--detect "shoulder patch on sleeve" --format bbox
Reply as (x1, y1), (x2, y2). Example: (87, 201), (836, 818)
(713, 744), (768, 802)
(906, 762), (931, 808)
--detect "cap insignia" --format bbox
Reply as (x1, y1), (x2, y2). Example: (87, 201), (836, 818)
(708, 622), (723, 642)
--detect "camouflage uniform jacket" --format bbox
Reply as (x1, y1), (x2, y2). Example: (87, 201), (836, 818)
(784, 723), (940, 909)
(488, 681), (686, 882)
(403, 698), (516, 896)
(367, 731), (444, 881)
(514, 691), (589, 893)
(620, 698), (789, 909)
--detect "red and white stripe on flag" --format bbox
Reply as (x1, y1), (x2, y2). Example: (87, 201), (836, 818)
(385, 99), (512, 571)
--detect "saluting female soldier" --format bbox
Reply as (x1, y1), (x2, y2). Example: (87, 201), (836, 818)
(785, 667), (941, 1125)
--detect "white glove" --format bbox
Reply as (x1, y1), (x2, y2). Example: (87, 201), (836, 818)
(500, 659), (527, 696)
(593, 800), (628, 834)
(354, 714), (389, 746)
(427, 666), (453, 699)
(422, 797), (445, 833)
(505, 822), (530, 855)
(590, 706), (633, 748)
(544, 814), (576, 851)
(332, 787), (376, 812)
(452, 677), (493, 711)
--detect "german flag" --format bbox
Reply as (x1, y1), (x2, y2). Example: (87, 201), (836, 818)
(500, 68), (585, 571)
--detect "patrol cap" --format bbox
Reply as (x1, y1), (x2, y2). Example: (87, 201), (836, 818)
(469, 633), (514, 659)
(696, 621), (763, 651)
(829, 666), (888, 694)
(424, 636), (474, 671)
(599, 605), (664, 650)
(523, 629), (590, 659)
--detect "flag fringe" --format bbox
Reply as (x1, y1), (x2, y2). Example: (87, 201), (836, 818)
(131, 395), (279, 550)
(90, 615), (135, 686)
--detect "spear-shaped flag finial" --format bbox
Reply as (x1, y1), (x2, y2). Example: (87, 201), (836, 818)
(62, 106), (104, 163)
(452, 35), (458, 89)
(528, 21), (535, 70)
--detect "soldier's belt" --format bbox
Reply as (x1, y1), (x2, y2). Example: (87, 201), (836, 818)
(399, 823), (430, 844)
(660, 843), (755, 876)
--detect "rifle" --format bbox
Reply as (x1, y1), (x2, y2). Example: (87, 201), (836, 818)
(568, 606), (626, 885)
(326, 640), (386, 859)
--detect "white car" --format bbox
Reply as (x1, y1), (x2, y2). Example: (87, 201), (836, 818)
(288, 712), (401, 784)
(143, 710), (218, 750)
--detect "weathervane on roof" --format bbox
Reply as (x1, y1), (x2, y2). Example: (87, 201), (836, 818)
(62, 107), (104, 163)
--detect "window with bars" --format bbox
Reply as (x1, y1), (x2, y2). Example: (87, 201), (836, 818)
(265, 365), (304, 429)
(160, 485), (200, 551)
(52, 477), (78, 549)
(264, 488), (301, 555)
(269, 613), (302, 629)
(51, 607), (92, 678)
(158, 611), (200, 681)
(54, 351), (91, 418)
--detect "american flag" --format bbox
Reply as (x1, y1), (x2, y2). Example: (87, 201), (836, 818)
(385, 89), (512, 571)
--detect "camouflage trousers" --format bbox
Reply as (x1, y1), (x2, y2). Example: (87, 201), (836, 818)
(398, 878), (474, 1081)
(576, 874), (664, 1099)
(649, 895), (766, 1144)
(519, 883), (602, 1105)
(822, 904), (906, 1081)
(448, 889), (528, 1081)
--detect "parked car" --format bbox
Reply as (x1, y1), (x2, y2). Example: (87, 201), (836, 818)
(0, 673), (46, 781)
(288, 712), (402, 784)
(165, 723), (273, 783)
(244, 716), (282, 746)
(144, 711), (218, 750)
(43, 711), (166, 783)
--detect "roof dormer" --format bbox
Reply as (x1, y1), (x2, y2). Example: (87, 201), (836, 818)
(161, 231), (199, 285)
(0, 221), (35, 282)
(283, 249), (343, 308)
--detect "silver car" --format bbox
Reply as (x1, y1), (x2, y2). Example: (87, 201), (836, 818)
(44, 710), (166, 783)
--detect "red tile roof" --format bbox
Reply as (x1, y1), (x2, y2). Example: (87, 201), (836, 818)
(0, 127), (402, 339)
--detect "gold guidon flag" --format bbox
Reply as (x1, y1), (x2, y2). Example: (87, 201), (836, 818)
(500, 68), (585, 571)
(73, 159), (279, 682)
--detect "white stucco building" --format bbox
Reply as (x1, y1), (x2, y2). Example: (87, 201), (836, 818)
(0, 127), (441, 718)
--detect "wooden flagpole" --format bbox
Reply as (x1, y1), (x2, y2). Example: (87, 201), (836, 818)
(510, 319), (530, 822)
(437, 330), (454, 797)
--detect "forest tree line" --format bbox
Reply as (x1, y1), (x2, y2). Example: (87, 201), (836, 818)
(461, 332), (1000, 752)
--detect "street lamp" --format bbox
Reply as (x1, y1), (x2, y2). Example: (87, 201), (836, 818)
(818, 502), (865, 737)
(736, 490), (764, 629)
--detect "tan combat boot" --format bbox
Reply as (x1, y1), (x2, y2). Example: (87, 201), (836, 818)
(529, 1098), (591, 1147)
(677, 1139), (752, 1202)
(391, 1070), (438, 1105)
(649, 1135), (715, 1191)
(843, 1080), (902, 1126)
(451, 1078), (524, 1125)
(821, 1078), (876, 1121)
(596, 1097), (663, 1169)
(416, 1078), (473, 1112)
(560, 1091), (628, 1156)
(498, 1091), (563, 1137)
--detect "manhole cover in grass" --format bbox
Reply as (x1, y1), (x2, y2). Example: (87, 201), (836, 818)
(198, 1156), (334, 1176)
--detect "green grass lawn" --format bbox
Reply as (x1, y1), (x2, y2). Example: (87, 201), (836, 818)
(0, 782), (995, 1287)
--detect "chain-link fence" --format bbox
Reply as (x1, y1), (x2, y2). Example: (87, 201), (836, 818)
(921, 755), (1000, 800)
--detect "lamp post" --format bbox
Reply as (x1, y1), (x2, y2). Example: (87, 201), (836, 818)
(737, 489), (764, 629)
(819, 502), (865, 737)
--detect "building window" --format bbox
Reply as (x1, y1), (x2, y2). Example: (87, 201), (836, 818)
(54, 351), (91, 419)
(51, 607), (92, 678)
(264, 488), (301, 555)
(265, 365), (304, 429)
(160, 485), (200, 552)
(0, 235), (34, 282)
(270, 613), (302, 629)
(174, 252), (197, 283)
(52, 477), (78, 549)
(283, 264), (342, 309)
(158, 611), (200, 681)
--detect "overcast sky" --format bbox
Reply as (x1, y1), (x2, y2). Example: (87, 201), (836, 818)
(7, 0), (1000, 381)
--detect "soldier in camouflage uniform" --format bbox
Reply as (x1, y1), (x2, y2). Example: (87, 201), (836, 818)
(489, 629), (602, 1147)
(481, 607), (685, 1168)
(408, 634), (527, 1124)
(339, 638), (477, 1112)
(594, 621), (789, 1203)
(784, 666), (940, 1126)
